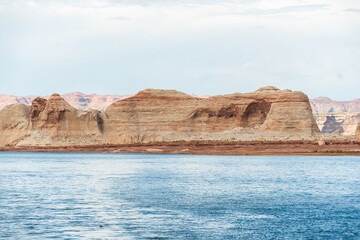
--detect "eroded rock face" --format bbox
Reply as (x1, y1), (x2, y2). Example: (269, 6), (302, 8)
(0, 94), (104, 146)
(103, 87), (319, 143)
(0, 103), (31, 146)
(314, 113), (360, 136)
(355, 123), (360, 141)
(29, 93), (103, 136)
(0, 87), (320, 146)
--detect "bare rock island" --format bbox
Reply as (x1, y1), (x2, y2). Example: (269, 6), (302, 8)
(0, 87), (320, 147)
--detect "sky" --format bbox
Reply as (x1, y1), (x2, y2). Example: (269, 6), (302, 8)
(0, 0), (359, 100)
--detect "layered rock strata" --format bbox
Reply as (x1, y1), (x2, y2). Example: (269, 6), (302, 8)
(103, 87), (319, 144)
(2, 93), (359, 138)
(0, 87), (320, 146)
(355, 123), (360, 141)
(0, 94), (104, 146)
(314, 112), (360, 136)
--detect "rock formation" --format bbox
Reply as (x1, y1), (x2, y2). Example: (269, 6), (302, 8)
(28, 94), (103, 136)
(0, 103), (31, 146)
(355, 123), (360, 141)
(0, 94), (104, 146)
(2, 93), (359, 138)
(0, 87), (320, 146)
(102, 87), (319, 144)
(314, 113), (360, 136)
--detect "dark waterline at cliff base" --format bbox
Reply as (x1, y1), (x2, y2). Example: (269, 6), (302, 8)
(0, 153), (359, 239)
(1, 140), (360, 155)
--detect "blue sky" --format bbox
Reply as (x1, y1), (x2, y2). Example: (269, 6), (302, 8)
(0, 0), (359, 100)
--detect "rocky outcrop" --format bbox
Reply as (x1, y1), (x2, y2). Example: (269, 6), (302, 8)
(0, 103), (31, 146)
(0, 87), (320, 146)
(28, 94), (103, 136)
(314, 112), (360, 136)
(355, 123), (360, 141)
(0, 94), (104, 146)
(102, 87), (319, 144)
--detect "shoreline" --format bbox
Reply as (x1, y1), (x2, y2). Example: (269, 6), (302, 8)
(1, 141), (360, 156)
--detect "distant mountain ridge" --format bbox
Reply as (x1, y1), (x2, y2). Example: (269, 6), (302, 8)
(309, 97), (360, 136)
(1, 92), (360, 114)
(0, 92), (133, 112)
(0, 92), (210, 111)
(310, 97), (360, 113)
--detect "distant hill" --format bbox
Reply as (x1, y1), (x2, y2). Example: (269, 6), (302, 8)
(310, 97), (360, 113)
(0, 92), (133, 112)
(2, 93), (360, 113)
(0, 92), (210, 111)
(309, 97), (360, 136)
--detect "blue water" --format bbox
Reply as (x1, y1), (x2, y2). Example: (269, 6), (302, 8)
(0, 153), (359, 239)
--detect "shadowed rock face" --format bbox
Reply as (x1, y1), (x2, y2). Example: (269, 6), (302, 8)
(314, 113), (360, 136)
(321, 116), (344, 134)
(0, 87), (320, 146)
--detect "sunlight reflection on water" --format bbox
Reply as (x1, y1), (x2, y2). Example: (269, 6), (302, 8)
(0, 153), (359, 239)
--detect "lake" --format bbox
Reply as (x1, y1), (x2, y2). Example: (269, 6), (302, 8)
(0, 153), (359, 239)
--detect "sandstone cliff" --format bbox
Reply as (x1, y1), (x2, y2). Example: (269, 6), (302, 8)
(102, 87), (319, 144)
(355, 123), (360, 141)
(0, 103), (30, 146)
(0, 87), (319, 146)
(0, 94), (104, 146)
(314, 112), (360, 136)
(310, 97), (360, 136)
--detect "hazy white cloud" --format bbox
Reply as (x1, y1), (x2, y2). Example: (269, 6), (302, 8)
(345, 8), (360, 13)
(0, 0), (359, 100)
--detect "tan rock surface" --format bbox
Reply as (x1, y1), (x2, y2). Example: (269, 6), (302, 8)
(314, 112), (360, 136)
(0, 103), (31, 146)
(0, 87), (320, 146)
(103, 87), (319, 144)
(0, 94), (104, 146)
(355, 123), (360, 141)
(28, 93), (103, 136)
